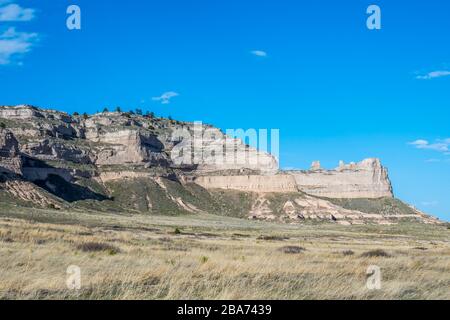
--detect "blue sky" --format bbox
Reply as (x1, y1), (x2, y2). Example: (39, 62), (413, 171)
(0, 0), (449, 221)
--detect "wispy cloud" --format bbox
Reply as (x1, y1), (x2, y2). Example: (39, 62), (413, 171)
(0, 2), (35, 21)
(0, 2), (37, 65)
(0, 27), (38, 65)
(152, 91), (179, 104)
(250, 50), (267, 57)
(416, 70), (450, 80)
(409, 138), (450, 153)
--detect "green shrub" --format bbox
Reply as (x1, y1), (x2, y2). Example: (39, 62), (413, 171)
(76, 242), (120, 255)
(200, 256), (209, 264)
(361, 249), (390, 258)
(278, 246), (305, 254)
(342, 250), (355, 256)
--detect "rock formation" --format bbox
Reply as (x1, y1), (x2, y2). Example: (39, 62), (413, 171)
(287, 158), (393, 198)
(0, 128), (22, 175)
(0, 105), (441, 225)
(193, 159), (393, 199)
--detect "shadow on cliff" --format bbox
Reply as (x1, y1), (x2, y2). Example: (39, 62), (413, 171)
(22, 157), (112, 203)
(34, 174), (112, 203)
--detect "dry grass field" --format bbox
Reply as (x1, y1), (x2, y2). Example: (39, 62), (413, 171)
(0, 206), (449, 300)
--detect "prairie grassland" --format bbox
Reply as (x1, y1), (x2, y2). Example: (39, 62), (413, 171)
(0, 207), (449, 300)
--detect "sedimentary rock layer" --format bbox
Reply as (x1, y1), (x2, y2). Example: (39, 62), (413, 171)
(194, 159), (393, 199)
(194, 174), (298, 193)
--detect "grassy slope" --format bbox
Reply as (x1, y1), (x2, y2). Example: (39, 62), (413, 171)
(328, 197), (422, 216)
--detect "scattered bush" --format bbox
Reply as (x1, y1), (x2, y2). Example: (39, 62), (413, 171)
(76, 242), (120, 255)
(361, 249), (390, 258)
(278, 246), (306, 254)
(342, 250), (355, 256)
(1, 237), (14, 243)
(200, 256), (209, 264)
(257, 235), (289, 241)
(173, 228), (182, 235)
(46, 203), (60, 210)
(145, 111), (155, 118)
(0, 122), (5, 129)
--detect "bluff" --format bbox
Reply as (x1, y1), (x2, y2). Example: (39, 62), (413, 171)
(0, 105), (440, 225)
(193, 159), (393, 199)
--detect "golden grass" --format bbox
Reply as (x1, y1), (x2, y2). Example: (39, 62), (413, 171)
(0, 209), (449, 300)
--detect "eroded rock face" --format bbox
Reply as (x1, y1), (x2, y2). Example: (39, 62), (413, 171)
(193, 159), (393, 199)
(22, 139), (94, 164)
(170, 124), (279, 173)
(194, 174), (298, 193)
(94, 130), (167, 165)
(0, 105), (42, 120)
(0, 129), (22, 175)
(0, 105), (279, 173)
(0, 129), (19, 158)
(288, 158), (393, 198)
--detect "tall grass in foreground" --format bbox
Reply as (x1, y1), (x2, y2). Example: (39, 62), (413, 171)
(0, 212), (449, 300)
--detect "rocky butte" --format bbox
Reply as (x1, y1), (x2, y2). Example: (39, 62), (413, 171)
(0, 105), (441, 225)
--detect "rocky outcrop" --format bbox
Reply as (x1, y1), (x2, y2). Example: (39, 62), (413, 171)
(193, 159), (393, 199)
(2, 179), (62, 209)
(170, 124), (279, 173)
(0, 105), (43, 120)
(0, 128), (19, 158)
(0, 105), (278, 173)
(94, 130), (167, 166)
(0, 129), (22, 175)
(246, 193), (440, 225)
(288, 159), (393, 199)
(22, 139), (94, 164)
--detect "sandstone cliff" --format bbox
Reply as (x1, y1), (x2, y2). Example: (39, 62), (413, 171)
(0, 105), (440, 225)
(193, 159), (393, 199)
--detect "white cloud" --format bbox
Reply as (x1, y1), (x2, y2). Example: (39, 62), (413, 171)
(251, 50), (267, 57)
(0, 2), (35, 21)
(409, 138), (450, 155)
(409, 139), (429, 147)
(152, 91), (179, 104)
(0, 27), (38, 65)
(416, 70), (450, 80)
